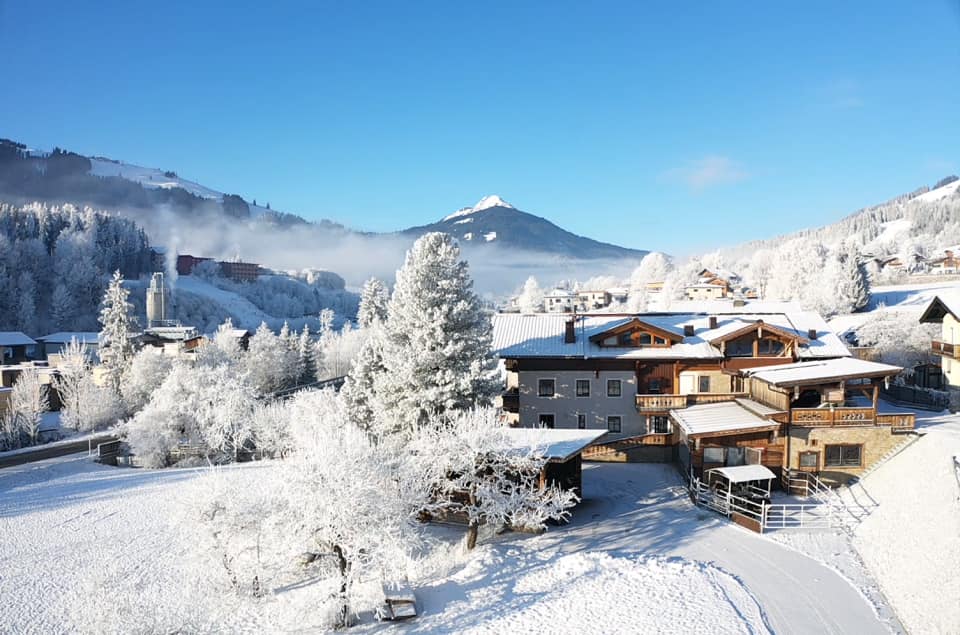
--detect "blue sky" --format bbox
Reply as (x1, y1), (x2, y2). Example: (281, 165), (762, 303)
(1, 1), (958, 255)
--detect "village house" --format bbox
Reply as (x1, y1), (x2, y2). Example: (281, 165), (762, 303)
(919, 294), (960, 399)
(493, 303), (915, 486)
(927, 249), (960, 275)
(544, 289), (577, 313)
(577, 290), (611, 311)
(36, 332), (100, 361)
(0, 332), (38, 364)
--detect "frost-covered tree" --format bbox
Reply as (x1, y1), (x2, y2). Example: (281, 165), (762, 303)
(200, 390), (426, 628)
(341, 327), (385, 432)
(314, 322), (363, 380)
(517, 276), (544, 314)
(854, 311), (938, 374)
(50, 282), (76, 330)
(16, 271), (37, 333)
(121, 348), (174, 414)
(413, 408), (579, 550)
(374, 233), (499, 434)
(243, 322), (299, 395)
(296, 325), (314, 383)
(840, 247), (871, 312)
(8, 369), (49, 446)
(54, 338), (91, 430)
(357, 277), (389, 328)
(98, 270), (138, 395)
(125, 361), (257, 467)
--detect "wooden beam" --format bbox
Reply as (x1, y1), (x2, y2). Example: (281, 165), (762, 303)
(872, 381), (879, 411)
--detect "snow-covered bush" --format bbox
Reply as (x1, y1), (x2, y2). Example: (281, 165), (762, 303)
(854, 310), (939, 373)
(5, 369), (50, 447)
(121, 348), (174, 414)
(124, 360), (257, 467)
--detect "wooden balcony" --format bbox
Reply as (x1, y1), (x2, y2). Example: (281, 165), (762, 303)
(931, 340), (958, 358)
(501, 390), (519, 413)
(636, 394), (688, 410)
(876, 413), (916, 430)
(790, 407), (875, 426)
(636, 392), (747, 411)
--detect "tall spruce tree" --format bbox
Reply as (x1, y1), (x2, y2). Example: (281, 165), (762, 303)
(98, 270), (138, 395)
(372, 232), (499, 434)
(356, 278), (389, 328)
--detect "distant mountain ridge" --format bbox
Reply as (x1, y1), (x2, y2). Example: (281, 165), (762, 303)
(0, 139), (650, 261)
(401, 195), (649, 260)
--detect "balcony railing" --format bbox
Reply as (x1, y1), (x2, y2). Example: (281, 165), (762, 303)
(876, 413), (916, 430)
(636, 392), (747, 411)
(790, 407), (875, 426)
(931, 340), (958, 358)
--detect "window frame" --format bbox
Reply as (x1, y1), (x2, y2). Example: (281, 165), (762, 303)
(606, 415), (622, 433)
(538, 413), (556, 429)
(576, 413), (586, 429)
(698, 375), (711, 393)
(607, 379), (622, 398)
(649, 415), (671, 435)
(575, 378), (591, 398)
(824, 444), (862, 467)
(537, 378), (556, 398)
(798, 451), (819, 469)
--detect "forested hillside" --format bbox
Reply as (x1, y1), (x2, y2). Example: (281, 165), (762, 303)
(0, 202), (153, 334)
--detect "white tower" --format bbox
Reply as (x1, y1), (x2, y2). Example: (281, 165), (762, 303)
(146, 272), (170, 327)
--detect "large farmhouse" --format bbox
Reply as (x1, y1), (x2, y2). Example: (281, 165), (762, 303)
(493, 302), (915, 485)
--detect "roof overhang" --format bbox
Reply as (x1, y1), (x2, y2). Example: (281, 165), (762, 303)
(709, 321), (809, 346)
(919, 296), (958, 324)
(706, 465), (776, 484)
(740, 358), (902, 388)
(588, 317), (684, 345)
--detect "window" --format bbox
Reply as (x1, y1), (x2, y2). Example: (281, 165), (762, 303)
(577, 413), (586, 429)
(607, 415), (622, 433)
(799, 451), (819, 469)
(538, 379), (555, 397)
(575, 379), (591, 397)
(726, 336), (753, 357)
(757, 337), (785, 356)
(538, 414), (555, 429)
(619, 333), (633, 346)
(607, 379), (622, 397)
(638, 333), (652, 345)
(698, 376), (711, 393)
(650, 415), (671, 434)
(653, 336), (666, 345)
(703, 447), (725, 464)
(648, 378), (662, 394)
(824, 444), (862, 467)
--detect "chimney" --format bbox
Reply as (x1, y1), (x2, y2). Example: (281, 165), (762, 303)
(564, 319), (577, 344)
(807, 328), (818, 340)
(708, 316), (718, 329)
(683, 324), (695, 337)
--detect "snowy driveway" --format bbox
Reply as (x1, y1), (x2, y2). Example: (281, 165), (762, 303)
(534, 463), (893, 635)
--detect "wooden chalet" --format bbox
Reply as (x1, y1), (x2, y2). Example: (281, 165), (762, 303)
(493, 303), (917, 487)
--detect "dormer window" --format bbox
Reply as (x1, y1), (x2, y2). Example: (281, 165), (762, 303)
(619, 333), (632, 346)
(638, 333), (652, 345)
(590, 318), (682, 349)
(758, 337), (785, 356)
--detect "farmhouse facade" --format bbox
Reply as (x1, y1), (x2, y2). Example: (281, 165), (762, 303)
(494, 303), (915, 485)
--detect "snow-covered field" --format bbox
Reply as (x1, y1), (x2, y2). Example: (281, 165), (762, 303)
(174, 275), (274, 328)
(1, 453), (902, 634)
(829, 279), (960, 336)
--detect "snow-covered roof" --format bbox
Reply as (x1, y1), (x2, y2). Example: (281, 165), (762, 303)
(740, 358), (903, 387)
(502, 428), (606, 462)
(36, 332), (100, 345)
(0, 332), (37, 346)
(545, 288), (576, 298)
(919, 294), (960, 323)
(670, 402), (778, 437)
(706, 465), (777, 484)
(492, 309), (849, 360)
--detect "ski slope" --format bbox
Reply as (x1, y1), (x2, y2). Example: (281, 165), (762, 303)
(174, 276), (273, 329)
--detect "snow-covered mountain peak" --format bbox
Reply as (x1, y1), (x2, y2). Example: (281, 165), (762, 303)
(443, 195), (515, 221)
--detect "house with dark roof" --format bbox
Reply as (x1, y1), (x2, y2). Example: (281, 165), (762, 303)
(493, 301), (916, 485)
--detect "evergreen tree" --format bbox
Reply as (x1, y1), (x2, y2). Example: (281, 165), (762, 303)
(356, 278), (389, 328)
(98, 270), (138, 395)
(15, 271), (36, 333)
(373, 232), (499, 434)
(341, 328), (384, 431)
(297, 325), (314, 383)
(50, 282), (75, 330)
